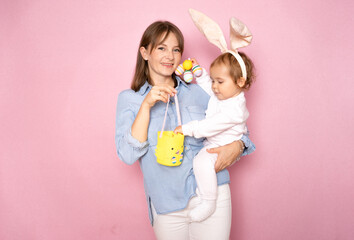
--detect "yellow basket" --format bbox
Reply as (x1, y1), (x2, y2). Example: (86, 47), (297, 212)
(155, 94), (184, 166)
(155, 131), (184, 166)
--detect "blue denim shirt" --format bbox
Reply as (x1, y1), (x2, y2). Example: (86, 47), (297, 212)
(115, 77), (255, 224)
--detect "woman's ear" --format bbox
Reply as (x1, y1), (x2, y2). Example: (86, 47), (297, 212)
(140, 47), (148, 61)
(237, 77), (246, 88)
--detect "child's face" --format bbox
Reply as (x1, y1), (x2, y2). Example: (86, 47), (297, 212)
(210, 63), (241, 100)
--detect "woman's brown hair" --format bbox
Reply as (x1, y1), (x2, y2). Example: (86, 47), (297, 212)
(131, 21), (184, 91)
(210, 52), (255, 90)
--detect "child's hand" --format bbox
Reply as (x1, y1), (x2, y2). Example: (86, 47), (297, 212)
(174, 126), (183, 134)
(190, 58), (199, 66)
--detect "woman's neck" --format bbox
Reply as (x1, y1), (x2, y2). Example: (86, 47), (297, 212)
(151, 76), (175, 87)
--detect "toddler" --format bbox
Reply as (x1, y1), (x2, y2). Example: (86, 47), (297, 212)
(174, 52), (255, 222)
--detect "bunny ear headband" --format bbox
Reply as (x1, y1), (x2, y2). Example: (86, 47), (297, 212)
(189, 9), (252, 80)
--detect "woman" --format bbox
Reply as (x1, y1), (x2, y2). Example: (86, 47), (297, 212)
(115, 21), (255, 240)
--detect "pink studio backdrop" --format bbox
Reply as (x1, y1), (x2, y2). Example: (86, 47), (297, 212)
(1, 0), (354, 239)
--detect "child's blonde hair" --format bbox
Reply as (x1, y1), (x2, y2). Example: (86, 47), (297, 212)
(210, 52), (255, 90)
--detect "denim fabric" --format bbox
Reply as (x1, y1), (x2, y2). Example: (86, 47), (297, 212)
(115, 77), (255, 224)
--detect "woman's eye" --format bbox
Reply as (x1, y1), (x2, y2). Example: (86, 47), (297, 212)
(158, 47), (165, 51)
(174, 49), (181, 52)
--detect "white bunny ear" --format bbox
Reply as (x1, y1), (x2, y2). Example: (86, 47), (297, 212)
(229, 17), (253, 51)
(189, 9), (228, 52)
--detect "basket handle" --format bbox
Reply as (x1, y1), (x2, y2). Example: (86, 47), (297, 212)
(159, 94), (181, 138)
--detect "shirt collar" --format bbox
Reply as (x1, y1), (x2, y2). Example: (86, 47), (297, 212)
(137, 76), (190, 96)
(176, 76), (190, 90)
(138, 80), (151, 95)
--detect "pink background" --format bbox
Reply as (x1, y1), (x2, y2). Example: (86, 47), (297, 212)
(1, 0), (354, 239)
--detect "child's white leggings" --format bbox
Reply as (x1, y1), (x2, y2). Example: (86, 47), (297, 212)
(152, 184), (231, 240)
(193, 146), (218, 201)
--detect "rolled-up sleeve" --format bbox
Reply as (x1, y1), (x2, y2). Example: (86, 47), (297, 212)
(240, 130), (256, 156)
(115, 91), (149, 165)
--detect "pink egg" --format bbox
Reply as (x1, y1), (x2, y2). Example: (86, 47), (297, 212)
(175, 64), (184, 76)
(183, 70), (193, 83)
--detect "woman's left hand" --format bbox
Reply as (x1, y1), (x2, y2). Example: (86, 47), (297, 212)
(207, 140), (244, 172)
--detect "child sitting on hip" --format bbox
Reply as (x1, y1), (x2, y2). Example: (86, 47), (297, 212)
(174, 52), (255, 222)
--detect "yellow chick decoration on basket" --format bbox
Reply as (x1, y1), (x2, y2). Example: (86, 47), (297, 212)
(175, 59), (203, 83)
(155, 131), (184, 166)
(155, 94), (185, 167)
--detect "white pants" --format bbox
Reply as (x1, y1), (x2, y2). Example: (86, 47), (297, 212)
(152, 184), (232, 240)
(193, 146), (218, 201)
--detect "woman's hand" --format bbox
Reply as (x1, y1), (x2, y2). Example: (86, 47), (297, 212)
(207, 140), (245, 172)
(143, 85), (177, 108)
(132, 84), (176, 143)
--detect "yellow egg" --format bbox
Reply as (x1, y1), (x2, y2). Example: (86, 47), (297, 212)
(182, 60), (193, 70)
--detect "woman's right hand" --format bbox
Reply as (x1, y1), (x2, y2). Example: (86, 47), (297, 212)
(132, 84), (177, 143)
(143, 85), (177, 108)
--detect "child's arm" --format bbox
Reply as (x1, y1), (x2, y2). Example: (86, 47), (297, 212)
(183, 112), (246, 138)
(174, 125), (183, 134)
(176, 102), (249, 138)
(191, 59), (214, 96)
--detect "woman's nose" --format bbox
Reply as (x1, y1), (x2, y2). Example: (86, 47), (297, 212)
(165, 50), (174, 60)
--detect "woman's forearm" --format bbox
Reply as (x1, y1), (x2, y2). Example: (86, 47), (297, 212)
(131, 85), (177, 143)
(131, 102), (151, 142)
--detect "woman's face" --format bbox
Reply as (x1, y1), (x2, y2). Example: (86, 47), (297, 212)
(141, 33), (182, 83)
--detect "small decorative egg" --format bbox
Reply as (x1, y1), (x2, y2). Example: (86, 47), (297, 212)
(182, 59), (193, 70)
(183, 70), (193, 83)
(192, 64), (203, 77)
(175, 64), (184, 76)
